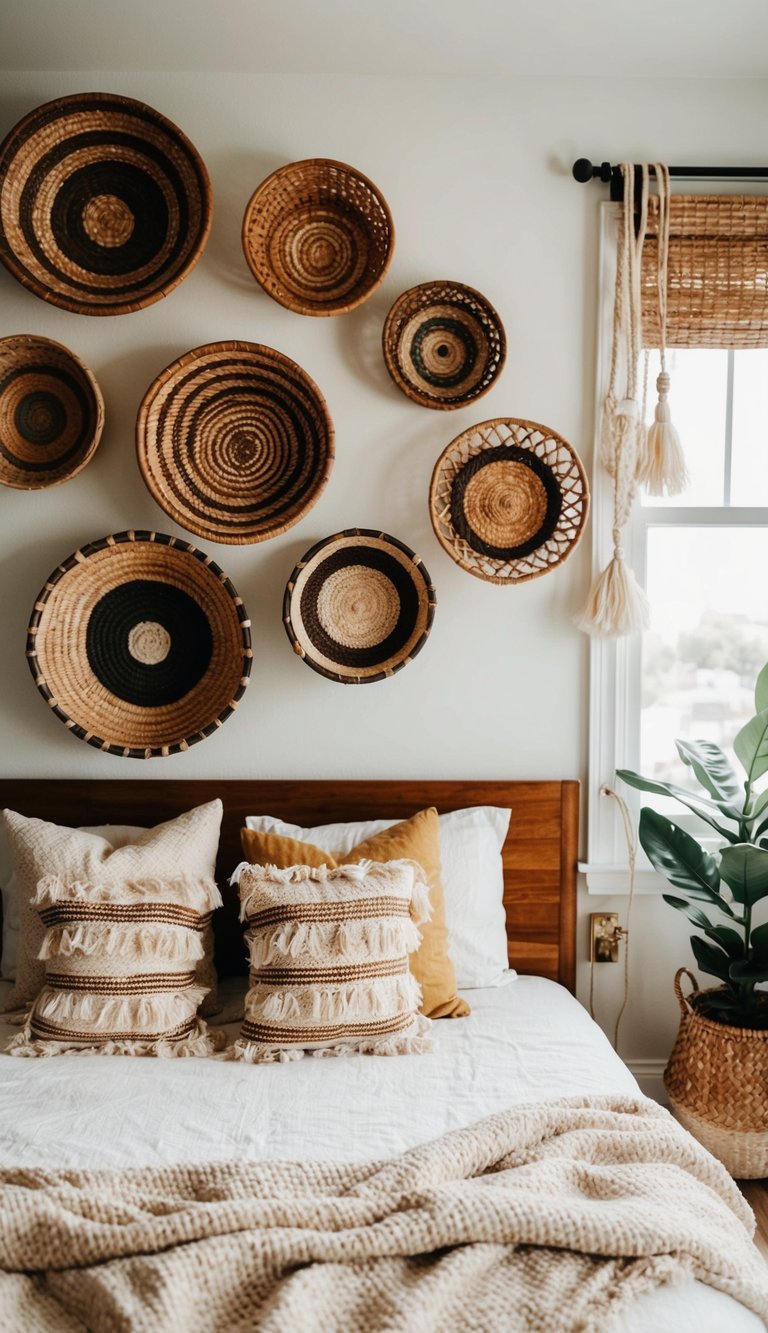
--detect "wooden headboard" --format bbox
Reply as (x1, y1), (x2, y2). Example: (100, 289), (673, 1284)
(0, 779), (578, 993)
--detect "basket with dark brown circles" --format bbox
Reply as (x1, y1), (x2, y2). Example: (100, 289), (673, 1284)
(284, 530), (436, 683)
(242, 158), (394, 316)
(0, 92), (212, 315)
(26, 531), (252, 758)
(383, 280), (506, 409)
(0, 334), (104, 489)
(136, 341), (334, 545)
(430, 418), (589, 584)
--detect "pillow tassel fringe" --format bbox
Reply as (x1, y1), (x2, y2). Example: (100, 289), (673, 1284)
(5, 1017), (228, 1059)
(33, 985), (210, 1029)
(231, 1014), (432, 1064)
(37, 922), (205, 964)
(246, 917), (423, 968)
(33, 875), (222, 912)
(247, 973), (422, 1025)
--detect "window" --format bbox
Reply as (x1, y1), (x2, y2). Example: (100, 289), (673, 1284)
(585, 208), (768, 892)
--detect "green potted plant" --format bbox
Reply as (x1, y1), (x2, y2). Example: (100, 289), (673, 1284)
(618, 660), (768, 1177)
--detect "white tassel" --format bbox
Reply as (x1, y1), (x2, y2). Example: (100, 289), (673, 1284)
(245, 974), (422, 1026)
(33, 984), (208, 1029)
(639, 371), (688, 495)
(6, 1016), (227, 1059)
(245, 917), (422, 969)
(577, 542), (649, 638)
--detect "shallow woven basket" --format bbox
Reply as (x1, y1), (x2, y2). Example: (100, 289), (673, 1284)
(26, 530), (252, 758)
(429, 418), (589, 584)
(284, 529), (436, 684)
(137, 341), (334, 545)
(664, 968), (768, 1179)
(383, 280), (506, 409)
(242, 158), (394, 316)
(0, 334), (104, 488)
(0, 92), (212, 315)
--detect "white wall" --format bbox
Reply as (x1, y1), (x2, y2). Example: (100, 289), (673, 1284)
(1, 71), (767, 1069)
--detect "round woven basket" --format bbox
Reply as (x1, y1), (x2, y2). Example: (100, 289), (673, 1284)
(137, 341), (334, 545)
(0, 334), (104, 488)
(383, 280), (506, 409)
(664, 968), (768, 1179)
(26, 530), (252, 758)
(242, 158), (394, 316)
(284, 529), (436, 683)
(429, 417), (589, 585)
(0, 92), (212, 315)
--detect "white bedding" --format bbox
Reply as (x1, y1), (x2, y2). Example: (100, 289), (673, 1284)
(0, 974), (763, 1332)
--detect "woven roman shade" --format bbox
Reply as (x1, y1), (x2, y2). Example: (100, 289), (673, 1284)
(642, 195), (768, 348)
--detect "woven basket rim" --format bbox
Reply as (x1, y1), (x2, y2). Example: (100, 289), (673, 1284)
(26, 529), (252, 759)
(0, 91), (213, 316)
(241, 157), (395, 317)
(283, 526), (436, 685)
(136, 339), (335, 546)
(429, 416), (590, 585)
(681, 982), (768, 1040)
(382, 278), (507, 410)
(0, 332), (105, 490)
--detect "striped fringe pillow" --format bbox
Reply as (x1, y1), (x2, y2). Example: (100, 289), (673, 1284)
(233, 859), (433, 1063)
(6, 874), (226, 1058)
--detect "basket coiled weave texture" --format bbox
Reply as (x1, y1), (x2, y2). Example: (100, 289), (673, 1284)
(242, 158), (394, 316)
(383, 280), (506, 409)
(0, 334), (104, 489)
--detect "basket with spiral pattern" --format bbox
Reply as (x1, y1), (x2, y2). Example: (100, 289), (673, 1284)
(0, 334), (104, 488)
(0, 92), (212, 315)
(430, 418), (589, 585)
(383, 280), (506, 409)
(284, 529), (436, 683)
(137, 341), (334, 545)
(664, 968), (768, 1178)
(242, 158), (394, 316)
(26, 530), (252, 758)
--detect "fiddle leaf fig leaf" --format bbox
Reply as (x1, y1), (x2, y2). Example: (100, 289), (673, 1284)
(728, 959), (768, 983)
(616, 770), (739, 842)
(718, 843), (768, 906)
(639, 808), (723, 903)
(734, 707), (768, 785)
(690, 935), (731, 984)
(661, 895), (713, 930)
(674, 739), (743, 812)
(704, 925), (745, 959)
(749, 921), (768, 963)
(747, 785), (768, 821)
(756, 662), (768, 715)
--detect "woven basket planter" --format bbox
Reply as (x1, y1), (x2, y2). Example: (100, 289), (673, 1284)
(383, 280), (506, 409)
(26, 530), (252, 758)
(0, 92), (212, 315)
(137, 341), (334, 545)
(242, 158), (394, 316)
(0, 334), (104, 488)
(664, 968), (768, 1178)
(429, 418), (589, 584)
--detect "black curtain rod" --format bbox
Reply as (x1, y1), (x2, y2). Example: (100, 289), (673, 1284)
(573, 159), (768, 202)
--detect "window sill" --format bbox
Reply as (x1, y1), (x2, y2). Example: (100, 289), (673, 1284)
(578, 863), (669, 896)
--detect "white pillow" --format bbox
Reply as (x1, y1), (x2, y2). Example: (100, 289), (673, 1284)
(0, 824), (144, 981)
(245, 805), (512, 989)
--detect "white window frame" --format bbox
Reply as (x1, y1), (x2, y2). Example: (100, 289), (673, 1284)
(582, 203), (768, 893)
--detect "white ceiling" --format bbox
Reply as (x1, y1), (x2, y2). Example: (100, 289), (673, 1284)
(2, 0), (768, 78)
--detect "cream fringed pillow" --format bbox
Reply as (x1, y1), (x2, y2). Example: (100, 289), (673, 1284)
(2, 801), (226, 1058)
(233, 860), (433, 1063)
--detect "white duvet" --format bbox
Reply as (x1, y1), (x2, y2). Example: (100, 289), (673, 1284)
(0, 974), (763, 1332)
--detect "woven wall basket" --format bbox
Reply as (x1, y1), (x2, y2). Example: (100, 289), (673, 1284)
(242, 158), (394, 316)
(26, 531), (252, 758)
(383, 280), (506, 409)
(0, 92), (212, 315)
(284, 529), (436, 683)
(664, 968), (768, 1179)
(137, 341), (334, 545)
(0, 334), (104, 489)
(430, 418), (589, 585)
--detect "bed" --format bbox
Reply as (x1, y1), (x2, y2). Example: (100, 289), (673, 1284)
(0, 778), (765, 1332)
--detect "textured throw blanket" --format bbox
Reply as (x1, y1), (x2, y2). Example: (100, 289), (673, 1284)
(1, 1095), (767, 1332)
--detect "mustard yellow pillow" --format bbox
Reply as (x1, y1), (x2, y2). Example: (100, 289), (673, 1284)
(240, 807), (469, 1019)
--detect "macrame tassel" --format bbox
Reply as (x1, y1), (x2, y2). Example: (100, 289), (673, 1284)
(577, 545), (649, 637)
(6, 1017), (228, 1059)
(639, 371), (688, 496)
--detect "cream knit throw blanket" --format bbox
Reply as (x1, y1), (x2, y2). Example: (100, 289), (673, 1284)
(1, 1095), (767, 1332)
